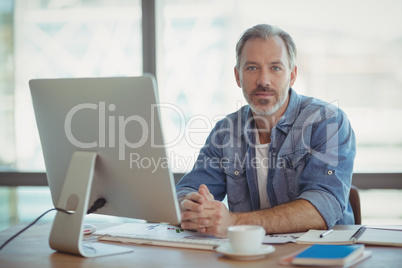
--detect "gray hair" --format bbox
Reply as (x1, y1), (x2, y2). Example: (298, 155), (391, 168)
(235, 24), (297, 70)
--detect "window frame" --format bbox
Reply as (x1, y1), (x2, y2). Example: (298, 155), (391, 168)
(0, 0), (401, 189)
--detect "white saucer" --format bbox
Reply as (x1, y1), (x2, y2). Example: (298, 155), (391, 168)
(216, 243), (275, 261)
(83, 224), (97, 235)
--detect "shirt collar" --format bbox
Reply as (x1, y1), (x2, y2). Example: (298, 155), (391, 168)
(275, 88), (300, 134)
(242, 88), (301, 136)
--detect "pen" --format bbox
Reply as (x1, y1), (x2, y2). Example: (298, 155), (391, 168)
(350, 226), (366, 243)
(320, 229), (333, 238)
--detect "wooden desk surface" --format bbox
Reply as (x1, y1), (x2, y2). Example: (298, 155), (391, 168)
(0, 223), (401, 268)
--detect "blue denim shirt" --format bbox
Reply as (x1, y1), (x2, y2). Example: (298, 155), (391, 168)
(176, 88), (356, 228)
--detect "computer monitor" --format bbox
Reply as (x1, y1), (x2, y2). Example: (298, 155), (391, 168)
(29, 75), (181, 257)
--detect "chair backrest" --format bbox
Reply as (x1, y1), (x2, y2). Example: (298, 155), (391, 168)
(349, 185), (361, 225)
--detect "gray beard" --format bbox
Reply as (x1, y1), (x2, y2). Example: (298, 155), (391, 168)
(245, 85), (289, 116)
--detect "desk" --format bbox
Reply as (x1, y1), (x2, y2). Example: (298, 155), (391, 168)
(0, 223), (401, 268)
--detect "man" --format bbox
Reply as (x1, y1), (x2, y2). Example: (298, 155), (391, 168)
(175, 24), (356, 238)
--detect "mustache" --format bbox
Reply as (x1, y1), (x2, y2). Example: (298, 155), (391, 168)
(253, 85), (276, 94)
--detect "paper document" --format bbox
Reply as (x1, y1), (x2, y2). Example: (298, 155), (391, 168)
(263, 232), (305, 244)
(95, 223), (305, 250)
(296, 227), (402, 247)
(95, 223), (227, 250)
(365, 225), (402, 231)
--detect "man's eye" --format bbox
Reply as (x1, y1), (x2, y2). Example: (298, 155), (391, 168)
(246, 66), (257, 71)
(272, 66), (281, 71)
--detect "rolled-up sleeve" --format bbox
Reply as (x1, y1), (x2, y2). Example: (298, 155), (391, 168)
(296, 105), (356, 228)
(176, 123), (228, 202)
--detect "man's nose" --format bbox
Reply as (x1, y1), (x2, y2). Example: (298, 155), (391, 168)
(257, 70), (271, 87)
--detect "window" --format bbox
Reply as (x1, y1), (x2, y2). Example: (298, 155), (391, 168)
(1, 0), (143, 230)
(1, 0), (401, 173)
(4, 0), (142, 171)
(156, 0), (402, 173)
(0, 0), (401, 230)
(0, 0), (14, 170)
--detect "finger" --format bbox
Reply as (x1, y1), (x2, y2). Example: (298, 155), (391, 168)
(181, 218), (210, 230)
(181, 220), (201, 230)
(199, 184), (214, 201)
(180, 202), (218, 221)
(181, 210), (207, 222)
(180, 199), (203, 213)
(197, 199), (220, 210)
(198, 227), (207, 233)
(199, 226), (226, 238)
(185, 192), (205, 204)
(181, 204), (220, 226)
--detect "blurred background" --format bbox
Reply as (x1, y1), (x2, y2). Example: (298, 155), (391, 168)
(0, 0), (401, 230)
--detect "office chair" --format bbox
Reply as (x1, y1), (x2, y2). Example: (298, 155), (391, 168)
(349, 185), (362, 225)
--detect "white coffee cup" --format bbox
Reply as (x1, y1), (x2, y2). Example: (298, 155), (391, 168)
(227, 225), (265, 253)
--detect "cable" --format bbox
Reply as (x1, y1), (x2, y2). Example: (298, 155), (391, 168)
(0, 198), (107, 251)
(87, 198), (106, 214)
(0, 208), (72, 251)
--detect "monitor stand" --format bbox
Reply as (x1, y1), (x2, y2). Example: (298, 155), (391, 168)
(48, 151), (133, 257)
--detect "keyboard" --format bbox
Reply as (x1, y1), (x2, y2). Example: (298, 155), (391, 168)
(95, 223), (228, 251)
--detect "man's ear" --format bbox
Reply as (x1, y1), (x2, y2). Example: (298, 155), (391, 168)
(289, 65), (298, 87)
(234, 66), (241, 88)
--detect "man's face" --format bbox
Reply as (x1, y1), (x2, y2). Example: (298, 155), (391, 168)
(235, 36), (297, 117)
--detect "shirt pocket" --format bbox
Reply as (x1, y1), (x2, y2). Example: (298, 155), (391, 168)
(280, 149), (310, 199)
(222, 160), (249, 206)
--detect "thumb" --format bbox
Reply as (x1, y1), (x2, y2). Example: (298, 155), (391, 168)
(199, 184), (214, 201)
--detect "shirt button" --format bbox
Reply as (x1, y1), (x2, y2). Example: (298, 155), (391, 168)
(327, 170), (333, 175)
(234, 171), (239, 176)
